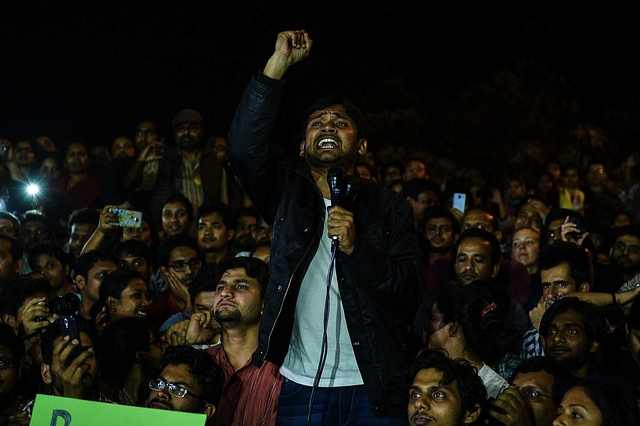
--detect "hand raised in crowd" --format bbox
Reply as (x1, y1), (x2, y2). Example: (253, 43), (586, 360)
(526, 198), (550, 221)
(264, 30), (313, 80)
(185, 311), (217, 345)
(529, 297), (547, 332)
(6, 410), (31, 426)
(165, 319), (189, 346)
(50, 335), (96, 399)
(21, 296), (54, 350)
(93, 306), (109, 336)
(327, 205), (356, 255)
(97, 205), (119, 234)
(161, 267), (193, 312)
(560, 216), (589, 246)
(137, 141), (163, 164)
(488, 387), (535, 426)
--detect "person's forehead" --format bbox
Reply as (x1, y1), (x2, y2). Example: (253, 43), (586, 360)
(513, 228), (539, 240)
(513, 370), (555, 391)
(34, 253), (61, 265)
(458, 237), (491, 255)
(550, 309), (586, 328)
(547, 219), (565, 230)
(463, 211), (492, 226)
(220, 267), (253, 282)
(120, 253), (146, 262)
(0, 239), (13, 256)
(237, 215), (257, 225)
(541, 262), (572, 281)
(126, 278), (147, 291)
(72, 223), (97, 234)
(0, 219), (16, 230)
(195, 291), (215, 305)
(427, 217), (452, 227)
(160, 363), (199, 389)
(412, 368), (458, 394)
(137, 122), (156, 131)
(163, 202), (187, 212)
(170, 246), (198, 261)
(23, 221), (46, 229)
(616, 234), (640, 246)
(308, 104), (350, 121)
(199, 212), (224, 224)
(0, 345), (14, 359)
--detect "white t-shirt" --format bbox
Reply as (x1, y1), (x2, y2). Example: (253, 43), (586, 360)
(280, 198), (363, 387)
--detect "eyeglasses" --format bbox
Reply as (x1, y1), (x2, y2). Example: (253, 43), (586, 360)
(169, 259), (201, 272)
(0, 359), (15, 370)
(149, 378), (201, 399)
(511, 384), (552, 401)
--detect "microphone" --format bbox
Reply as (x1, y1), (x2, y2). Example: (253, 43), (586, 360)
(327, 168), (344, 208)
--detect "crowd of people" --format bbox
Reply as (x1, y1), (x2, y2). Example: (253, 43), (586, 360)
(0, 30), (639, 426)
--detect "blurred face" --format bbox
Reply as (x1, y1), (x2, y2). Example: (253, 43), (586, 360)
(512, 228), (540, 271)
(403, 160), (427, 181)
(198, 213), (232, 253)
(454, 237), (497, 285)
(0, 345), (18, 397)
(111, 137), (135, 159)
(162, 202), (190, 236)
(65, 143), (90, 174)
(461, 210), (495, 233)
(117, 252), (151, 281)
(612, 213), (631, 228)
(553, 387), (603, 426)
(408, 368), (472, 426)
(412, 191), (439, 224)
(68, 223), (97, 258)
(233, 215), (257, 252)
(134, 122), (157, 152)
(512, 370), (557, 426)
(545, 219), (565, 245)
(31, 254), (69, 295)
(563, 168), (580, 189)
(424, 303), (449, 350)
(20, 221), (51, 249)
(214, 267), (263, 327)
(78, 260), (118, 304)
(586, 164), (606, 187)
(356, 164), (372, 180)
(167, 246), (200, 286)
(610, 234), (640, 273)
(255, 217), (271, 243)
(0, 240), (20, 284)
(147, 363), (202, 413)
(109, 278), (150, 322)
(48, 332), (99, 396)
(122, 220), (153, 247)
(39, 158), (61, 180)
(383, 166), (402, 186)
(506, 179), (523, 201)
(538, 173), (554, 195)
(426, 217), (456, 252)
(543, 309), (596, 372)
(35, 136), (56, 152)
(541, 262), (578, 302)
(252, 245), (271, 264)
(514, 204), (543, 232)
(0, 219), (17, 238)
(174, 123), (203, 153)
(209, 136), (227, 162)
(15, 141), (35, 166)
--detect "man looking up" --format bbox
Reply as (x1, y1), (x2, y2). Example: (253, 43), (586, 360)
(227, 30), (423, 422)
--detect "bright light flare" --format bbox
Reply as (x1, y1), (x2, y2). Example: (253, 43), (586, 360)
(27, 184), (40, 196)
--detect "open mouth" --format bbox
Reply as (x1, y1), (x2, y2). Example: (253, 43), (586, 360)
(316, 137), (339, 149)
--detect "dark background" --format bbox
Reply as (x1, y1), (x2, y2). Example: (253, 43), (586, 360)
(1, 1), (638, 178)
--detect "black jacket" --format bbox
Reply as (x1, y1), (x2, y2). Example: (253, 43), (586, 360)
(227, 72), (424, 417)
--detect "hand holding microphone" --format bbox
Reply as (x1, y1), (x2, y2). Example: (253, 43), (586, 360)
(327, 168), (359, 255)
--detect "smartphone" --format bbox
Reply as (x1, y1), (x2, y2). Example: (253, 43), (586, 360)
(59, 316), (83, 363)
(453, 193), (466, 213)
(157, 145), (180, 159)
(108, 208), (142, 228)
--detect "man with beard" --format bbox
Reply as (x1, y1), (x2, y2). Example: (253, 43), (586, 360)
(422, 207), (459, 267)
(227, 30), (423, 423)
(609, 226), (640, 283)
(231, 207), (259, 255)
(146, 345), (223, 421)
(130, 109), (224, 225)
(196, 203), (235, 265)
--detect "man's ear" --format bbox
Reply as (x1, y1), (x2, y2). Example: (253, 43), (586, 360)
(463, 403), (481, 424)
(299, 141), (306, 158)
(226, 229), (235, 243)
(490, 263), (500, 280)
(107, 296), (119, 312)
(75, 275), (86, 291)
(2, 314), (16, 331)
(41, 363), (52, 384)
(494, 230), (503, 243)
(579, 282), (590, 292)
(406, 197), (415, 207)
(13, 259), (23, 275)
(589, 340), (600, 354)
(447, 321), (459, 337)
(202, 403), (216, 419)
(357, 139), (368, 156)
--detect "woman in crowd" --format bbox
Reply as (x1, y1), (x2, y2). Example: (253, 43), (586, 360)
(511, 226), (542, 294)
(553, 381), (638, 426)
(160, 194), (193, 238)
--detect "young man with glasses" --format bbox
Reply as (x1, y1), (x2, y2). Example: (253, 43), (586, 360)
(146, 345), (223, 420)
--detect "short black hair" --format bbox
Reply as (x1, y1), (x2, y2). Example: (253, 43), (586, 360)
(215, 257), (270, 300)
(402, 178), (440, 201)
(510, 356), (577, 405)
(72, 250), (118, 281)
(158, 235), (200, 267)
(161, 194), (194, 222)
(28, 242), (71, 270)
(196, 202), (234, 230)
(97, 268), (144, 305)
(302, 96), (366, 139)
(0, 277), (50, 319)
(0, 211), (21, 236)
(462, 206), (499, 234)
(41, 316), (97, 366)
(538, 241), (592, 288)
(455, 228), (501, 266)
(0, 234), (23, 264)
(68, 207), (100, 229)
(234, 207), (260, 227)
(20, 209), (52, 230)
(573, 380), (639, 426)
(423, 206), (461, 237)
(188, 263), (219, 308)
(156, 345), (224, 408)
(408, 350), (487, 426)
(540, 297), (606, 354)
(114, 239), (155, 270)
(541, 208), (586, 246)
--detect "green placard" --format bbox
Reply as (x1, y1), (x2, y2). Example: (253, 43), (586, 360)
(31, 394), (207, 426)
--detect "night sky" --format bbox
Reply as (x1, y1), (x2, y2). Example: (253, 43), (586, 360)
(1, 2), (638, 156)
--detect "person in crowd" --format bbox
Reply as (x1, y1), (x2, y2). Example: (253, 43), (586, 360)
(227, 30), (422, 422)
(553, 381), (639, 426)
(110, 136), (135, 160)
(424, 283), (510, 398)
(512, 226), (542, 293)
(535, 170), (559, 208)
(422, 206), (460, 267)
(230, 207), (259, 256)
(196, 202), (234, 265)
(13, 140), (36, 178)
(608, 225), (640, 284)
(36, 152), (63, 182)
(51, 141), (102, 217)
(250, 240), (271, 265)
(603, 297), (640, 396)
(28, 242), (74, 297)
(583, 160), (624, 231)
(81, 206), (158, 255)
(160, 194), (193, 238)
(513, 195), (549, 233)
(34, 135), (57, 154)
(0, 323), (24, 424)
(504, 176), (526, 223)
(98, 317), (163, 405)
(114, 239), (154, 282)
(558, 164), (585, 214)
(402, 178), (441, 232)
(0, 235), (23, 289)
(66, 207), (100, 260)
(407, 350), (486, 426)
(72, 250), (118, 320)
(0, 212), (20, 239)
(146, 345), (223, 421)
(19, 210), (54, 250)
(403, 157), (428, 182)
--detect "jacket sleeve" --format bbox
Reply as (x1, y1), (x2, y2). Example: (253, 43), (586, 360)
(339, 190), (425, 313)
(227, 72), (289, 223)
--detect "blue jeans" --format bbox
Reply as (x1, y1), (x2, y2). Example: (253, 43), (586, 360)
(275, 378), (406, 426)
